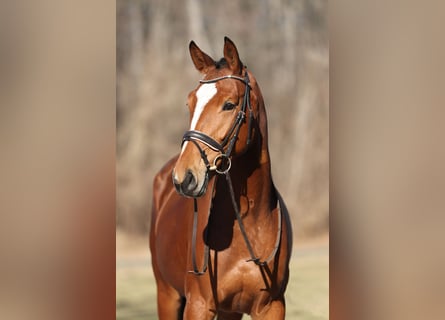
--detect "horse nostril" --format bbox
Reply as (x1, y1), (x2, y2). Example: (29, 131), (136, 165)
(182, 170), (197, 192)
(173, 169), (198, 195)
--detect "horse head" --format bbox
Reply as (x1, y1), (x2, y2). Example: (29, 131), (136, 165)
(172, 37), (261, 198)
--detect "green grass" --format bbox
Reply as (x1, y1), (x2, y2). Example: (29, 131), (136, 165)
(116, 246), (328, 319)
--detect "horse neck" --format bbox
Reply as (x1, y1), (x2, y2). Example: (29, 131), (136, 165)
(224, 92), (275, 221)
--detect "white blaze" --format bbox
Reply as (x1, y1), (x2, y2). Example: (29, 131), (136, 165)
(180, 83), (217, 154)
(190, 83), (217, 130)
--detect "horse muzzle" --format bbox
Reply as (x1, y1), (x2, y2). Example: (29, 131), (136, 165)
(172, 169), (209, 198)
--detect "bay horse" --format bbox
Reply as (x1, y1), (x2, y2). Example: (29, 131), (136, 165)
(150, 37), (292, 319)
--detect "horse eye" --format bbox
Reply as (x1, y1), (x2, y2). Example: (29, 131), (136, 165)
(222, 102), (236, 111)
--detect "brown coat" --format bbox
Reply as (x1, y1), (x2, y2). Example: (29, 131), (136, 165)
(150, 37), (292, 320)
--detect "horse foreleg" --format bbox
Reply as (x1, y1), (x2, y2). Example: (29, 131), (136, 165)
(216, 311), (243, 320)
(152, 259), (185, 319)
(183, 295), (216, 320)
(155, 283), (185, 320)
(251, 298), (285, 320)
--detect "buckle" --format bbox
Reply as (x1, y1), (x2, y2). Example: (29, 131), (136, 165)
(212, 154), (231, 174)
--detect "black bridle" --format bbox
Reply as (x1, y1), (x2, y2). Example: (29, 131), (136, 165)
(180, 71), (282, 275)
(182, 72), (254, 174)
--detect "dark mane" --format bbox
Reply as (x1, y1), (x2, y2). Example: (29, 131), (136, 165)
(215, 58), (228, 69)
(215, 57), (243, 71)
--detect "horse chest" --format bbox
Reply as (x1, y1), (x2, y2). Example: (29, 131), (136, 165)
(212, 252), (267, 312)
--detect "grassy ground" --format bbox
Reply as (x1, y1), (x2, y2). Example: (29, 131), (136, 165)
(116, 235), (328, 320)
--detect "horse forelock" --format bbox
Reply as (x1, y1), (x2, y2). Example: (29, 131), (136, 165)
(204, 57), (244, 78)
(215, 57), (228, 69)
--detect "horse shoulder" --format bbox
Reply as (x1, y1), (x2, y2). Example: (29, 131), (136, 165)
(152, 154), (179, 213)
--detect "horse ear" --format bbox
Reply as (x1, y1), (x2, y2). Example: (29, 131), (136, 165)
(223, 36), (243, 75)
(189, 41), (215, 74)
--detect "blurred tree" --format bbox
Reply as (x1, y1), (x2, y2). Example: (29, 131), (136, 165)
(117, 0), (328, 238)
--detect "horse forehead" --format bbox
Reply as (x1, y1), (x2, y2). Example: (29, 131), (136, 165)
(196, 82), (217, 104)
(190, 83), (217, 130)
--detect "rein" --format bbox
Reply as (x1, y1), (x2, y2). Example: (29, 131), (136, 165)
(184, 71), (282, 275)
